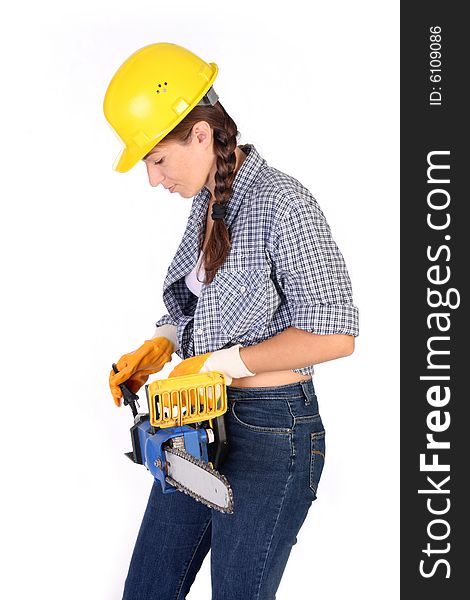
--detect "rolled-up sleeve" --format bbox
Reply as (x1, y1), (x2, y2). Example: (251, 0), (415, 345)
(155, 313), (177, 328)
(270, 198), (359, 336)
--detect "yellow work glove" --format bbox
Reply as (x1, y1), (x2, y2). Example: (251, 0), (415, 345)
(168, 344), (256, 386)
(109, 325), (178, 407)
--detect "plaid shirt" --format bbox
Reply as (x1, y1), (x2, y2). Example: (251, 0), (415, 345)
(156, 143), (359, 376)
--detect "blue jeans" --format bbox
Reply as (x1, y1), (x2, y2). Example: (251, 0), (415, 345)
(122, 378), (326, 600)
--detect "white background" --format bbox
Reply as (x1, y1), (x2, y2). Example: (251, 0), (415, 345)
(0, 1), (399, 598)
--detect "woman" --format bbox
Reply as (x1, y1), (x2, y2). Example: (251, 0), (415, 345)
(105, 42), (359, 600)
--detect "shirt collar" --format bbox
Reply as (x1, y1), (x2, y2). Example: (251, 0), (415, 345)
(190, 143), (267, 230)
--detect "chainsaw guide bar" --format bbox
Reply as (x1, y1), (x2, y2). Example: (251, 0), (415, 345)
(165, 446), (234, 514)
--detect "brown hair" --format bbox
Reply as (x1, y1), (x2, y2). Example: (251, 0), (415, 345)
(159, 101), (240, 285)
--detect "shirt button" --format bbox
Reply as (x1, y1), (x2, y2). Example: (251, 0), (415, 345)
(240, 285), (246, 293)
(196, 328), (204, 335)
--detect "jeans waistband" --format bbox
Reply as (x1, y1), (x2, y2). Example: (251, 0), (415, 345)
(227, 377), (315, 400)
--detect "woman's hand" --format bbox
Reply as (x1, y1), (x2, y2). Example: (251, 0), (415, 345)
(109, 337), (174, 406)
(168, 344), (256, 385)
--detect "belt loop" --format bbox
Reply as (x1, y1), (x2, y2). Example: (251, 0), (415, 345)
(300, 380), (311, 406)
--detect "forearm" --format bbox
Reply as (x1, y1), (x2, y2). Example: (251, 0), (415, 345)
(239, 327), (355, 374)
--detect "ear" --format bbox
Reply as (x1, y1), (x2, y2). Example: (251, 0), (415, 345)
(192, 121), (213, 148)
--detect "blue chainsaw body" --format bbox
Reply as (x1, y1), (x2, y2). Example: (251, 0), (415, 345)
(127, 414), (209, 494)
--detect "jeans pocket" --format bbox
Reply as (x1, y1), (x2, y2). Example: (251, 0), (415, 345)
(309, 430), (326, 497)
(230, 399), (293, 433)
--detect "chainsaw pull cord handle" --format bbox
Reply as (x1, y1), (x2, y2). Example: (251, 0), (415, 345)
(112, 363), (139, 417)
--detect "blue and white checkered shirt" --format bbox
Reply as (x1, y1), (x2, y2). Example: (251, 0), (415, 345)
(156, 143), (359, 376)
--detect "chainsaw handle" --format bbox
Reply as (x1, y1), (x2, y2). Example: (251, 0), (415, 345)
(112, 363), (140, 416)
(208, 414), (229, 470)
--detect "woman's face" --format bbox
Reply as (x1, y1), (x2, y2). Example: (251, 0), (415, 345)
(142, 121), (216, 198)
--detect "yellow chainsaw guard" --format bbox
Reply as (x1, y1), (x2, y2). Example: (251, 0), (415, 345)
(146, 371), (227, 428)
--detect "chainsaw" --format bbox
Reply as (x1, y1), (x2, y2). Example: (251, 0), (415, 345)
(112, 364), (234, 514)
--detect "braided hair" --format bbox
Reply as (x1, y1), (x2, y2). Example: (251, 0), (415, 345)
(157, 102), (240, 285)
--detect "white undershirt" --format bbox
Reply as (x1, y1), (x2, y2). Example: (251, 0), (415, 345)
(185, 250), (206, 297)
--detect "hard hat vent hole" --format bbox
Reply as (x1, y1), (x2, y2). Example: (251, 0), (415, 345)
(156, 82), (169, 95)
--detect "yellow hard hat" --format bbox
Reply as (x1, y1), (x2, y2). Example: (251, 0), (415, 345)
(103, 42), (219, 172)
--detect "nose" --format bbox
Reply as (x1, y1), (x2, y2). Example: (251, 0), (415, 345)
(146, 164), (166, 188)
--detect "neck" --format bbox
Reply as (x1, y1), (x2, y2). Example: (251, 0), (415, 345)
(205, 145), (246, 199)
